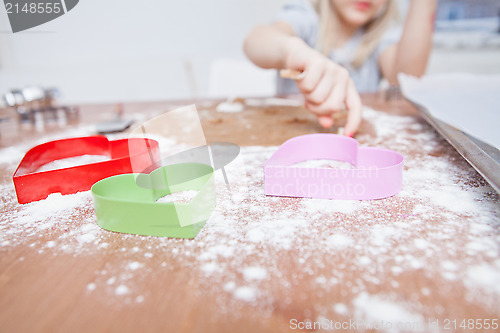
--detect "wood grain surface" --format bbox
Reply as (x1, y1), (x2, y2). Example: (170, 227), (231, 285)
(0, 94), (499, 333)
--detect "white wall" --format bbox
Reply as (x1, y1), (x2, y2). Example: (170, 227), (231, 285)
(0, 0), (287, 104)
(2, 0), (499, 105)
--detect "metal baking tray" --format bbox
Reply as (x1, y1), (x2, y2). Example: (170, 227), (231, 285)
(408, 100), (500, 194)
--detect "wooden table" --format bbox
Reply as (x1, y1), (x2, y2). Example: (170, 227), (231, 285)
(0, 94), (499, 333)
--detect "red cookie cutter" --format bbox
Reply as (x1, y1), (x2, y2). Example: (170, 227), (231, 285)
(13, 136), (160, 204)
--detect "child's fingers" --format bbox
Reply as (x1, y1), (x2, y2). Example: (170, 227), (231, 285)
(297, 59), (325, 94)
(303, 75), (348, 116)
(325, 70), (349, 111)
(317, 115), (334, 129)
(304, 100), (334, 116)
(343, 79), (363, 137)
(285, 45), (309, 73)
(304, 68), (335, 105)
(279, 69), (305, 80)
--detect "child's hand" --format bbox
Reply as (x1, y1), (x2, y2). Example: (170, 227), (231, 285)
(284, 38), (362, 137)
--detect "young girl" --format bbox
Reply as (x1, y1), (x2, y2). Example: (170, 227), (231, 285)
(244, 0), (437, 136)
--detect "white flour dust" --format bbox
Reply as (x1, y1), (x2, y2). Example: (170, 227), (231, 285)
(37, 155), (110, 172)
(216, 101), (245, 113)
(0, 106), (499, 329)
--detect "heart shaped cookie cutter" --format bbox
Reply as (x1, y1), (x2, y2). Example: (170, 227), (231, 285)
(264, 134), (403, 200)
(13, 136), (160, 204)
(91, 163), (215, 238)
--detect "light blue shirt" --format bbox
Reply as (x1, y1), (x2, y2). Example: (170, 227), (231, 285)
(274, 0), (401, 93)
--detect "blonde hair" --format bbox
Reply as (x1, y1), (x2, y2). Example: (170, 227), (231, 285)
(312, 0), (398, 68)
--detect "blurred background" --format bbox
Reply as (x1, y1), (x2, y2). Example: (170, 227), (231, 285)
(0, 0), (499, 106)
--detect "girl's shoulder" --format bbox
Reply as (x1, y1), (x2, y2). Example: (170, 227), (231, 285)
(274, 0), (319, 48)
(376, 24), (403, 57)
(280, 0), (316, 13)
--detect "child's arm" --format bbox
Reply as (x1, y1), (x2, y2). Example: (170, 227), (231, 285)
(244, 23), (362, 137)
(243, 21), (297, 69)
(379, 0), (438, 84)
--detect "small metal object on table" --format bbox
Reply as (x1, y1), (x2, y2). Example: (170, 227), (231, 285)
(2, 87), (80, 126)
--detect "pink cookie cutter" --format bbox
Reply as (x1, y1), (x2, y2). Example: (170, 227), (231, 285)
(13, 136), (160, 204)
(264, 134), (403, 200)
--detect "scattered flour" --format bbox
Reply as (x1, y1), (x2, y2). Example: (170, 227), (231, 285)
(224, 281), (236, 292)
(333, 303), (349, 315)
(78, 233), (97, 243)
(0, 146), (31, 165)
(353, 292), (425, 332)
(233, 286), (257, 302)
(216, 101), (244, 113)
(201, 262), (218, 275)
(244, 97), (303, 107)
(302, 198), (363, 215)
(466, 263), (500, 295)
(0, 106), (499, 326)
(242, 266), (267, 281)
(127, 262), (144, 271)
(293, 159), (354, 170)
(36, 155), (110, 172)
(156, 190), (199, 204)
(327, 233), (353, 249)
(115, 285), (130, 295)
(0, 126), (96, 167)
(246, 228), (266, 243)
(413, 238), (429, 250)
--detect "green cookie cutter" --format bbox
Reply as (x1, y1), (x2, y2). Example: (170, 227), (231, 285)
(91, 163), (215, 239)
